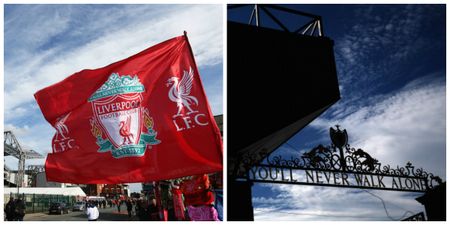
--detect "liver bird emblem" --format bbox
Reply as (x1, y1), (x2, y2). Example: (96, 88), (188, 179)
(167, 67), (199, 117)
(55, 112), (71, 140)
(119, 116), (134, 145)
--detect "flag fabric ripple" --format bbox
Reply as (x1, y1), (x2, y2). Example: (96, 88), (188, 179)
(34, 34), (223, 184)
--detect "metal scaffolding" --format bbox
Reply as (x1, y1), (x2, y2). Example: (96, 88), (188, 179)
(4, 131), (44, 191)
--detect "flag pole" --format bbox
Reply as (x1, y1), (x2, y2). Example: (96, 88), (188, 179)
(183, 31), (190, 47)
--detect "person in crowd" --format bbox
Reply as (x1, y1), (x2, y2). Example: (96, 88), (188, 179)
(180, 174), (219, 221)
(167, 198), (176, 221)
(86, 202), (100, 221)
(171, 181), (186, 221)
(14, 197), (26, 221)
(131, 200), (136, 216)
(116, 200), (121, 213)
(137, 200), (149, 221)
(4, 197), (15, 221)
(147, 198), (159, 221)
(126, 199), (133, 218)
(211, 173), (223, 221)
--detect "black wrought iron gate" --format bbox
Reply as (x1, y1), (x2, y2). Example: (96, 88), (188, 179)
(232, 126), (444, 221)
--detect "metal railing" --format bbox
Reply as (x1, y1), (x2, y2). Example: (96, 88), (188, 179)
(5, 193), (77, 214)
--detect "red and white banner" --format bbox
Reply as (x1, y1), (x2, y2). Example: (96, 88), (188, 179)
(34, 34), (222, 184)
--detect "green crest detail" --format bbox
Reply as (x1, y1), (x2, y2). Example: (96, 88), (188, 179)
(88, 73), (145, 101)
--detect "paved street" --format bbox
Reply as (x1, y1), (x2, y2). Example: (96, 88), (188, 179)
(24, 206), (138, 221)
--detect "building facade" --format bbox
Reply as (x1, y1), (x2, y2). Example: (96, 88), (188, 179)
(100, 184), (129, 199)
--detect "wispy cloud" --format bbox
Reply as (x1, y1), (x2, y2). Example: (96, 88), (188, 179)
(254, 184), (423, 221)
(311, 75), (445, 176)
(5, 4), (222, 114)
(333, 5), (444, 110)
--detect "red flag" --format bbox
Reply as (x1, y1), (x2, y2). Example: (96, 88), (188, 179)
(34, 34), (222, 184)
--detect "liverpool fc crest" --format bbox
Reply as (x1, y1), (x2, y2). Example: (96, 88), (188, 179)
(88, 73), (160, 158)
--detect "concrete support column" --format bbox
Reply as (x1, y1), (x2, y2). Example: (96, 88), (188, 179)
(228, 180), (254, 221)
(416, 182), (446, 221)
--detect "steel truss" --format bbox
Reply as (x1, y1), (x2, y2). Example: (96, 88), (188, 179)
(228, 4), (324, 37)
(4, 131), (44, 188)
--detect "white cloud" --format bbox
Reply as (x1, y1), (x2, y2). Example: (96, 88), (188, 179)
(8, 122), (54, 153)
(5, 5), (71, 55)
(334, 5), (443, 106)
(310, 76), (445, 177)
(254, 184), (423, 221)
(5, 4), (223, 115)
(4, 124), (31, 136)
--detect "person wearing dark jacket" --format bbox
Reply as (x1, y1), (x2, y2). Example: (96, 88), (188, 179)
(137, 200), (148, 221)
(126, 200), (133, 218)
(4, 197), (15, 221)
(14, 198), (26, 221)
(147, 199), (159, 221)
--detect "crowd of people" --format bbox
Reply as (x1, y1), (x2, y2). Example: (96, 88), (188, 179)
(3, 173), (222, 221)
(4, 197), (26, 221)
(108, 173), (223, 221)
(85, 199), (108, 209)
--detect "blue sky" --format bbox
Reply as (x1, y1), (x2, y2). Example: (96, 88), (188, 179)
(4, 4), (223, 193)
(230, 4), (445, 221)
